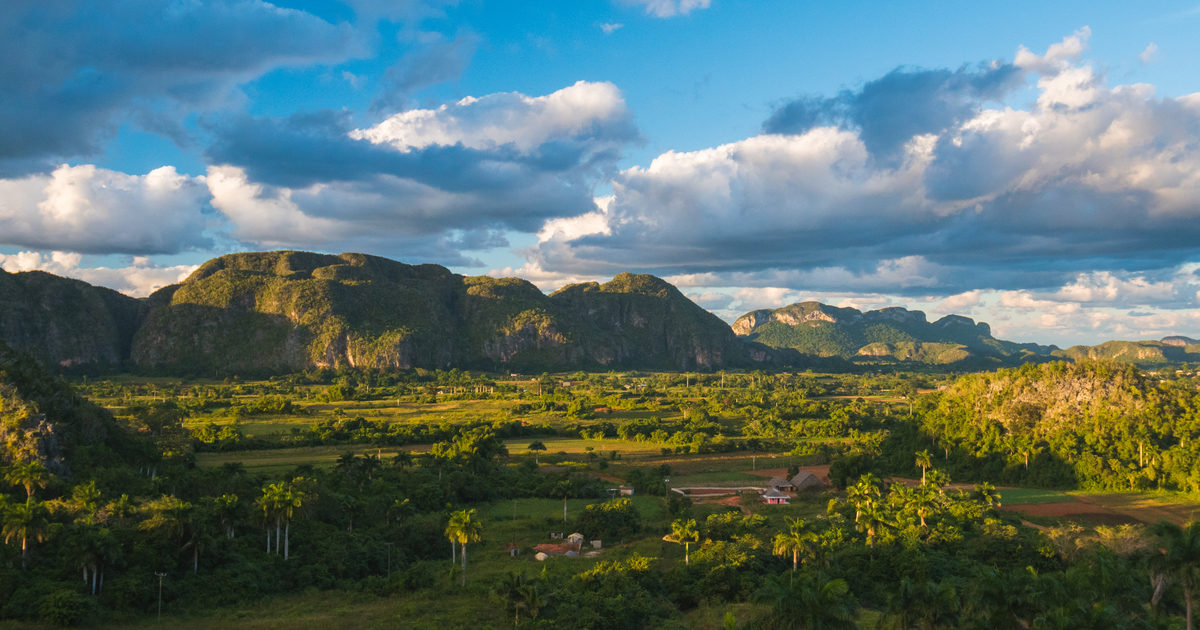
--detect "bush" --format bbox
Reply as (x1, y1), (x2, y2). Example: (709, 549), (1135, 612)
(40, 590), (92, 626)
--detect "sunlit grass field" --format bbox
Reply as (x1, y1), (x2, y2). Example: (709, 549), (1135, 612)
(996, 488), (1075, 505)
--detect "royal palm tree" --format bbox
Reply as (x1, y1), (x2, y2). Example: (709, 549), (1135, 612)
(72, 481), (103, 525)
(665, 518), (701, 565)
(3, 498), (50, 568)
(912, 484), (939, 529)
(551, 480), (575, 522)
(915, 450), (933, 485)
(882, 578), (960, 630)
(255, 485), (281, 553)
(856, 503), (892, 549)
(359, 454), (381, 480)
(773, 517), (818, 575)
(527, 441), (547, 464)
(5, 461), (49, 499)
(334, 452), (359, 476)
(1152, 521), (1200, 630)
(974, 482), (1002, 509)
(281, 481), (308, 559)
(445, 509), (483, 586)
(493, 570), (548, 627)
(105, 494), (136, 526)
(211, 494), (241, 538)
(755, 572), (858, 630)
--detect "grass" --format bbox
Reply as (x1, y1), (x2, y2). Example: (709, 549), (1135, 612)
(196, 446), (409, 474)
(670, 471), (767, 486)
(997, 488), (1075, 505)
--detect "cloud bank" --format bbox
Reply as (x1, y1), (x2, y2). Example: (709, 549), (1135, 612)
(523, 30), (1200, 303)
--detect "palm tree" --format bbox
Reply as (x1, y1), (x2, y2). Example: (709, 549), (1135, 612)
(915, 450), (933, 485)
(72, 481), (103, 525)
(912, 484), (939, 529)
(105, 494), (136, 526)
(211, 494), (241, 538)
(5, 461), (49, 499)
(754, 572), (858, 630)
(882, 578), (960, 630)
(281, 482), (308, 559)
(665, 518), (700, 565)
(339, 494), (363, 533)
(527, 441), (547, 464)
(445, 509), (483, 586)
(3, 498), (50, 568)
(492, 570), (549, 627)
(254, 487), (275, 553)
(856, 503), (891, 549)
(551, 480), (575, 522)
(1152, 521), (1200, 630)
(773, 517), (818, 575)
(846, 474), (881, 522)
(334, 452), (359, 476)
(360, 454), (381, 480)
(973, 482), (1002, 509)
(391, 451), (414, 469)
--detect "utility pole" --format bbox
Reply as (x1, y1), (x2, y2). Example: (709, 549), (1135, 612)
(154, 572), (167, 621)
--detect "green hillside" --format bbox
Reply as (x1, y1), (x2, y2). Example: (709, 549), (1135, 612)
(124, 251), (772, 374)
(1051, 340), (1200, 365)
(0, 268), (146, 370)
(733, 301), (1058, 366)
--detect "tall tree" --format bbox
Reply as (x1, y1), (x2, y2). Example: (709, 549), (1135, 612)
(1152, 521), (1200, 630)
(773, 517), (818, 575)
(445, 509), (483, 586)
(882, 578), (960, 630)
(527, 441), (547, 465)
(915, 450), (933, 485)
(666, 518), (700, 565)
(551, 480), (576, 522)
(755, 572), (858, 630)
(5, 461), (49, 499)
(3, 498), (50, 568)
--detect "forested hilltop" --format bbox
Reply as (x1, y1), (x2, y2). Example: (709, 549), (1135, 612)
(1, 251), (772, 375)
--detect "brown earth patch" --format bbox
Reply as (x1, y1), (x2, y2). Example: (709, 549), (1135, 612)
(1000, 501), (1114, 518)
(746, 466), (831, 484)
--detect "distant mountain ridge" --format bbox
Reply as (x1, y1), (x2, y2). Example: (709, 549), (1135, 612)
(732, 301), (1059, 367)
(2, 251), (1199, 373)
(2, 251), (786, 374)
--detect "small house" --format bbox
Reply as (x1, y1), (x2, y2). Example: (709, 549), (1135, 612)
(767, 477), (794, 490)
(618, 485), (635, 496)
(789, 471), (823, 490)
(567, 533), (585, 545)
(762, 487), (790, 505)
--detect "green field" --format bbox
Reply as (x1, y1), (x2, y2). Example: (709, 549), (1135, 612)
(196, 446), (410, 474)
(997, 488), (1075, 505)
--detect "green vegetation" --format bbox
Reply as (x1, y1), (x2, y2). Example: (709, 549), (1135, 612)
(8, 333), (1200, 628)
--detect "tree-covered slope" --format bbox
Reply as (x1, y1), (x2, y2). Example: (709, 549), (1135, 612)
(1051, 340), (1200, 365)
(879, 360), (1200, 490)
(0, 268), (147, 370)
(732, 301), (1057, 366)
(128, 251), (768, 374)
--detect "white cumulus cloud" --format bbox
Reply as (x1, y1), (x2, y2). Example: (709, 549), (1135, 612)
(0, 164), (213, 255)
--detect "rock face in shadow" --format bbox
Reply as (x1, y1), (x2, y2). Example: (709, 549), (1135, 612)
(0, 268), (148, 369)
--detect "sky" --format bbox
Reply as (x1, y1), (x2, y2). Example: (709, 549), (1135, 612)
(3, 0), (1200, 347)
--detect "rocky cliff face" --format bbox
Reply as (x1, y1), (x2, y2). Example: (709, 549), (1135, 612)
(0, 269), (147, 369)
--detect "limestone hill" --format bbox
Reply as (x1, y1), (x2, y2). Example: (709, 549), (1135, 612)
(3, 251), (782, 374)
(732, 301), (1058, 367)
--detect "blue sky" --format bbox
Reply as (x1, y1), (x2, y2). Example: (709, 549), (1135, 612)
(4, 0), (1200, 346)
